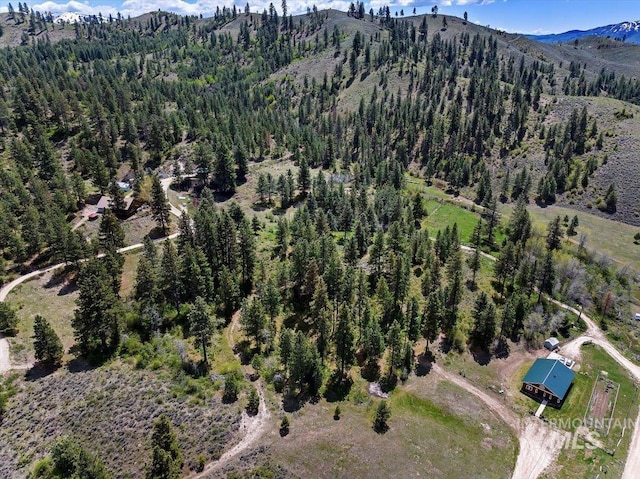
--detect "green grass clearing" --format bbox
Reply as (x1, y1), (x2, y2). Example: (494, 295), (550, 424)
(5, 270), (78, 364)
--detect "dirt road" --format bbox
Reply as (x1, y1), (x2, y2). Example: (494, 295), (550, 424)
(0, 180), (184, 375)
(2, 190), (639, 478)
(193, 385), (270, 478)
(433, 364), (566, 479)
(190, 310), (271, 478)
(554, 301), (640, 479)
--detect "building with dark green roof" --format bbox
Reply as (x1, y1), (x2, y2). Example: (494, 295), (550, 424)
(521, 358), (575, 407)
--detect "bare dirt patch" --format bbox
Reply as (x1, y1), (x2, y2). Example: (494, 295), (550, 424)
(585, 373), (619, 434)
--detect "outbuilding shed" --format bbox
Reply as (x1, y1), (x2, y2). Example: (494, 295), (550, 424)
(544, 337), (560, 351)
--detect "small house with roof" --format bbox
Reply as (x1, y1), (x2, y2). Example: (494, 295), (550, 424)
(521, 358), (575, 408)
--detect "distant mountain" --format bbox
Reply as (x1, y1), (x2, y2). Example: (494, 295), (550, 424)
(525, 20), (640, 45)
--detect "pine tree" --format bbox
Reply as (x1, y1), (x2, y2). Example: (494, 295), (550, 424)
(98, 210), (125, 252)
(238, 219), (256, 291)
(240, 298), (267, 350)
(567, 215), (579, 236)
(223, 370), (241, 402)
(109, 181), (126, 211)
(537, 249), (555, 303)
(0, 303), (19, 334)
(214, 149), (237, 193)
(604, 183), (617, 212)
(546, 216), (563, 251)
(134, 257), (159, 304)
(151, 175), (171, 234)
(373, 401), (390, 433)
(189, 296), (215, 365)
(33, 315), (63, 365)
(160, 240), (182, 309)
(297, 157), (310, 196)
(467, 220), (482, 288)
(72, 258), (122, 355)
(246, 387), (260, 414)
(147, 414), (183, 479)
(470, 292), (497, 350)
(335, 306), (355, 378)
(422, 291), (442, 349)
(386, 320), (404, 380)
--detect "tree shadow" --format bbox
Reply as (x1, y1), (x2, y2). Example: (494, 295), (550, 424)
(24, 362), (60, 381)
(44, 273), (66, 289)
(380, 374), (398, 393)
(494, 337), (511, 359)
(234, 339), (253, 365)
(534, 198), (550, 208)
(415, 351), (434, 377)
(213, 191), (235, 203)
(148, 227), (167, 240)
(324, 370), (353, 403)
(471, 348), (492, 366)
(360, 360), (380, 382)
(58, 280), (78, 296)
(251, 204), (269, 212)
(282, 391), (308, 412)
(66, 356), (98, 373)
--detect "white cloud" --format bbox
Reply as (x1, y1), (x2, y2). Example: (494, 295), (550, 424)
(454, 0), (495, 5)
(369, 0), (415, 9)
(28, 0), (496, 20)
(32, 1), (120, 16)
(29, 0), (357, 18)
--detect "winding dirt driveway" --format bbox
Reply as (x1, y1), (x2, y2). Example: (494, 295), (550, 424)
(551, 300), (640, 479)
(190, 311), (271, 478)
(433, 364), (567, 479)
(1, 174), (273, 477)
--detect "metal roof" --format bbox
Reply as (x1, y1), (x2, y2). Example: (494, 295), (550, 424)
(522, 358), (575, 399)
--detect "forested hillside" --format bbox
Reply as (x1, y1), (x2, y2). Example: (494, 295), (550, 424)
(1, 6), (640, 478)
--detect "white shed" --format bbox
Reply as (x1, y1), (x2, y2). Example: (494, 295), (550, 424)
(544, 337), (560, 351)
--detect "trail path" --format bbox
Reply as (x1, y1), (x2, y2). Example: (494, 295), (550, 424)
(432, 364), (566, 479)
(191, 311), (271, 478)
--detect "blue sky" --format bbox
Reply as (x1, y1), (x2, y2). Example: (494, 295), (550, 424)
(4, 0), (640, 34)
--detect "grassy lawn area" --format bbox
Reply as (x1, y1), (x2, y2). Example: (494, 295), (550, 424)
(535, 344), (638, 479)
(506, 202), (640, 272)
(5, 270), (78, 364)
(268, 374), (517, 478)
(5, 248), (146, 364)
(422, 201), (480, 244)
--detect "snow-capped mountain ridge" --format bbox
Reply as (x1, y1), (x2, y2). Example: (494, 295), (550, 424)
(525, 20), (640, 45)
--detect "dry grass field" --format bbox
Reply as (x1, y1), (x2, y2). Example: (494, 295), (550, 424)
(0, 363), (241, 479)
